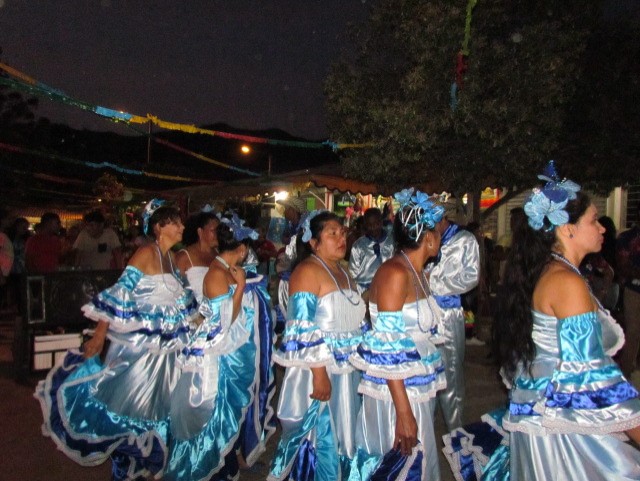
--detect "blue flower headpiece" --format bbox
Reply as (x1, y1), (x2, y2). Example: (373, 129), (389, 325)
(142, 198), (166, 235)
(523, 160), (581, 231)
(221, 212), (258, 241)
(394, 188), (445, 241)
(300, 209), (328, 243)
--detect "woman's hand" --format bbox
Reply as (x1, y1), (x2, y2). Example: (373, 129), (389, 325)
(310, 367), (331, 402)
(394, 409), (418, 456)
(82, 320), (109, 359)
(229, 264), (246, 290)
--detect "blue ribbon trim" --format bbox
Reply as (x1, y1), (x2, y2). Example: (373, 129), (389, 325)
(132, 325), (190, 340)
(545, 380), (639, 409)
(508, 401), (539, 416)
(357, 346), (422, 365)
(363, 366), (444, 386)
(433, 294), (462, 309)
(279, 338), (325, 353)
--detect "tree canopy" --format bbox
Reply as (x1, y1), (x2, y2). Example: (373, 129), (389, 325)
(325, 0), (637, 196)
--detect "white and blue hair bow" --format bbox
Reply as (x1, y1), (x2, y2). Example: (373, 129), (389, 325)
(300, 209), (328, 243)
(524, 160), (581, 231)
(142, 198), (166, 235)
(221, 212), (258, 241)
(394, 188), (445, 241)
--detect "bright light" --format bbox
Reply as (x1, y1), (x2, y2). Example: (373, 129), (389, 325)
(275, 191), (289, 201)
(241, 145), (251, 154)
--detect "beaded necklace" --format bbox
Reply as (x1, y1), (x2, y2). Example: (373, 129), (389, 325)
(311, 254), (361, 306)
(551, 251), (604, 311)
(155, 242), (181, 294)
(215, 255), (231, 270)
(400, 250), (440, 330)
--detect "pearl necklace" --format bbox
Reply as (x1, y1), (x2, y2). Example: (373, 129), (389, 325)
(311, 254), (361, 306)
(551, 251), (604, 311)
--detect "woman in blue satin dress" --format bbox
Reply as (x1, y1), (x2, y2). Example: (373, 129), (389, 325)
(444, 163), (640, 480)
(349, 188), (447, 481)
(166, 213), (276, 481)
(34, 199), (199, 481)
(268, 211), (366, 481)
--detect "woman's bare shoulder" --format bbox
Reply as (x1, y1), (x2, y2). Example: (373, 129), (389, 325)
(536, 265), (595, 318)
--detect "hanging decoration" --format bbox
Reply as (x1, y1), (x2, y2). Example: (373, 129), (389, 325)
(0, 141), (215, 183)
(0, 62), (372, 151)
(450, 0), (477, 111)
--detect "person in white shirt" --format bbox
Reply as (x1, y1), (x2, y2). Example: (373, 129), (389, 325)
(73, 210), (123, 271)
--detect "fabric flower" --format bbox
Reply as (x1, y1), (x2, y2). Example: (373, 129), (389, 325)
(394, 188), (414, 207)
(142, 198), (166, 235)
(524, 190), (569, 231)
(221, 212), (258, 241)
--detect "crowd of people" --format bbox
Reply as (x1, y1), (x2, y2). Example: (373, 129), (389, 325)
(6, 162), (640, 481)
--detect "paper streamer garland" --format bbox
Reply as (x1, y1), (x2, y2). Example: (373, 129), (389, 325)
(0, 62), (373, 151)
(450, 0), (478, 111)
(0, 141), (215, 183)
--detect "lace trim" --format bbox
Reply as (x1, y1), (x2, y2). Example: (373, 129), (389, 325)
(357, 381), (445, 402)
(349, 354), (441, 380)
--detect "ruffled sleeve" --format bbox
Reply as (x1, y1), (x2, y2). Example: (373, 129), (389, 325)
(350, 311), (442, 380)
(190, 286), (250, 356)
(537, 311), (640, 434)
(273, 291), (333, 368)
(81, 266), (197, 337)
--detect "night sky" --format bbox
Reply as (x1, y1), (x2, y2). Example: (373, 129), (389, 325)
(0, 0), (373, 139)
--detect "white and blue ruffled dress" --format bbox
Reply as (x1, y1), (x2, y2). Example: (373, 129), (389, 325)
(34, 265), (198, 481)
(349, 299), (447, 481)
(164, 264), (276, 481)
(268, 289), (366, 481)
(443, 308), (640, 481)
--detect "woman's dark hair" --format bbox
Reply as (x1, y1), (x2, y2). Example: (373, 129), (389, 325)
(493, 191), (591, 382)
(598, 215), (617, 270)
(182, 212), (219, 246)
(393, 206), (434, 251)
(294, 211), (341, 268)
(147, 206), (181, 238)
(216, 221), (252, 253)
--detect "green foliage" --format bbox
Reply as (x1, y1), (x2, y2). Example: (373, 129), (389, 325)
(325, 0), (603, 194)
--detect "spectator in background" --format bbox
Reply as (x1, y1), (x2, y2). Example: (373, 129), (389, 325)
(72, 210), (123, 270)
(25, 212), (64, 273)
(494, 207), (527, 286)
(0, 210), (14, 285)
(616, 203), (640, 377)
(348, 207), (394, 296)
(254, 226), (277, 273)
(7, 217), (30, 307)
(345, 215), (364, 261)
(581, 215), (618, 311)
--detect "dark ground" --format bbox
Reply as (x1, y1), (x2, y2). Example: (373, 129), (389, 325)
(0, 310), (506, 481)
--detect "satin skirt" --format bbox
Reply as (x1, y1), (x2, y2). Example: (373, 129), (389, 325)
(510, 431), (640, 481)
(352, 395), (440, 481)
(34, 349), (174, 481)
(269, 367), (361, 481)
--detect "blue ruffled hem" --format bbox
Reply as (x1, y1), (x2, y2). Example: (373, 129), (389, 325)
(34, 350), (169, 480)
(164, 293), (259, 481)
(442, 408), (509, 481)
(350, 445), (424, 481)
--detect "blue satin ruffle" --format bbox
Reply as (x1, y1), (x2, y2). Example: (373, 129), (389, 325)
(35, 351), (169, 480)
